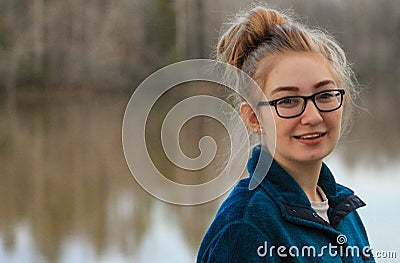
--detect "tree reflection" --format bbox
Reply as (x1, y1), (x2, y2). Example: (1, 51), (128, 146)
(0, 87), (399, 262)
(0, 93), (155, 262)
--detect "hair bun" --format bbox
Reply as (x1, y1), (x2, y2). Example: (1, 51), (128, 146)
(217, 6), (288, 69)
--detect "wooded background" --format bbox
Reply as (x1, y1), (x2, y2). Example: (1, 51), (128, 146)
(0, 0), (398, 90)
(1, 0), (399, 158)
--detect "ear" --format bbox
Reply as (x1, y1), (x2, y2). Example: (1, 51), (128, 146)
(240, 102), (260, 132)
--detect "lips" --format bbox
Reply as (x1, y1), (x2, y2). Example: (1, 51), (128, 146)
(294, 132), (327, 140)
(293, 132), (326, 146)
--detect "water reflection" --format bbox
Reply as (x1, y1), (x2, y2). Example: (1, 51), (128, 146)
(0, 91), (399, 262)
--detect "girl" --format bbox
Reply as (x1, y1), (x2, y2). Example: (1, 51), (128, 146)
(197, 5), (374, 263)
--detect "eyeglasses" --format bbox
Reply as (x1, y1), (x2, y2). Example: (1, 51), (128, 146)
(257, 89), (345, 119)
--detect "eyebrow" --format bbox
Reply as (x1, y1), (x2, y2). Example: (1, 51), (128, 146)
(270, 79), (336, 96)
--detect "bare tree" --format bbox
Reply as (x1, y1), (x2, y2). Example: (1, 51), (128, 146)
(32, 0), (44, 74)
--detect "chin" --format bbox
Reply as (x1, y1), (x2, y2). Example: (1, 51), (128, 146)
(297, 148), (333, 163)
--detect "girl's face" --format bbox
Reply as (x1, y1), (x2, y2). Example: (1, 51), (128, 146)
(259, 52), (343, 167)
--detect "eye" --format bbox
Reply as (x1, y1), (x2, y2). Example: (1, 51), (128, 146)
(316, 91), (337, 102)
(276, 97), (301, 108)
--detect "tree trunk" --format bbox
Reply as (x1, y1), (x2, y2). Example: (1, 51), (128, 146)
(32, 0), (44, 75)
(175, 0), (188, 58)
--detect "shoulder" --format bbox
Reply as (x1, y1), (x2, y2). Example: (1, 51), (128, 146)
(216, 177), (279, 226)
(197, 219), (272, 263)
(197, 178), (280, 262)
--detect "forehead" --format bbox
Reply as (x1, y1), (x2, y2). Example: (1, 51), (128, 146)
(262, 52), (335, 96)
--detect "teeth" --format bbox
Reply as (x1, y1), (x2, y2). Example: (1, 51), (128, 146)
(299, 134), (322, 139)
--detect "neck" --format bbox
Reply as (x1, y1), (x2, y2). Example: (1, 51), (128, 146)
(276, 158), (323, 202)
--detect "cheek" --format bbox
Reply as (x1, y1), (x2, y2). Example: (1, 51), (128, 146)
(274, 118), (297, 137)
(260, 110), (299, 133)
(258, 110), (277, 145)
(323, 111), (343, 140)
(258, 109), (275, 131)
(327, 110), (343, 128)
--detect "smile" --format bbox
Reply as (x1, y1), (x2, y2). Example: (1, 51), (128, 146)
(294, 132), (327, 140)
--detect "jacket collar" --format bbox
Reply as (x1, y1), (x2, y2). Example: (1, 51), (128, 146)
(247, 145), (365, 228)
(247, 145), (346, 204)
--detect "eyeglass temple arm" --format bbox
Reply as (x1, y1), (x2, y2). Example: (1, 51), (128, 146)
(257, 101), (276, 107)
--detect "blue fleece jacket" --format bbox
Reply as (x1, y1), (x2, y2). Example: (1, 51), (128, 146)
(197, 145), (374, 262)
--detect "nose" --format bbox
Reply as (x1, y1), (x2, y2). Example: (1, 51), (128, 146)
(300, 99), (323, 126)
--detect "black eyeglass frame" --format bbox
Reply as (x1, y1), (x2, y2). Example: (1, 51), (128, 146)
(257, 89), (345, 119)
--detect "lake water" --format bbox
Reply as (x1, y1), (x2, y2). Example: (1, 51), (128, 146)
(0, 92), (399, 262)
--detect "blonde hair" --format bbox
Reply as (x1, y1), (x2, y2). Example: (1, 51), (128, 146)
(217, 5), (358, 136)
